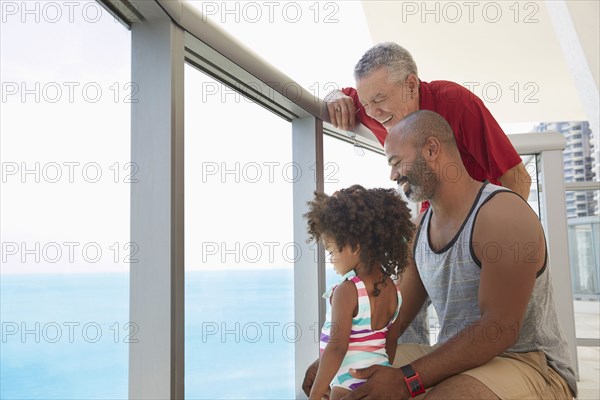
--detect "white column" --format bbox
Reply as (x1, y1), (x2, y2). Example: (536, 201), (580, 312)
(539, 149), (579, 377)
(129, 3), (185, 398)
(293, 117), (325, 398)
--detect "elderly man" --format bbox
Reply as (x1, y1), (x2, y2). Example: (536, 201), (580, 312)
(325, 43), (531, 202)
(337, 110), (576, 400)
(326, 42), (532, 353)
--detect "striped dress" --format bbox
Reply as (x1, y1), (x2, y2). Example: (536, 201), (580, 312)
(320, 270), (402, 390)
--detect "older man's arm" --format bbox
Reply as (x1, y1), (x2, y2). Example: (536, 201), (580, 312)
(324, 90), (356, 132)
(498, 162), (532, 200)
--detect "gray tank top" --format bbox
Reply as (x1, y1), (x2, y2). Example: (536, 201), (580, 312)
(414, 182), (577, 396)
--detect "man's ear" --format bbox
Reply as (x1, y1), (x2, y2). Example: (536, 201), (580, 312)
(406, 74), (419, 92)
(424, 137), (441, 160)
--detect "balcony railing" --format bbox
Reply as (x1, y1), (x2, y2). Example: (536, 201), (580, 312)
(97, 0), (592, 397)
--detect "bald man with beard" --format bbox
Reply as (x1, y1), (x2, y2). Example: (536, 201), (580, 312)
(340, 110), (576, 400)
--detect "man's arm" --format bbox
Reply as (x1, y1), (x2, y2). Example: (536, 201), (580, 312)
(388, 214), (429, 347)
(324, 88), (388, 146)
(344, 193), (544, 400)
(386, 255), (428, 364)
(442, 82), (524, 190)
(324, 89), (356, 132)
(393, 251), (428, 339)
(498, 162), (532, 200)
(409, 192), (543, 388)
(385, 310), (400, 365)
(302, 358), (321, 398)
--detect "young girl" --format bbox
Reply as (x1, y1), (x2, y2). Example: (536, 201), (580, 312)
(304, 185), (415, 400)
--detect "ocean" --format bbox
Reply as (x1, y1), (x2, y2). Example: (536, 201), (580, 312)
(0, 269), (326, 399)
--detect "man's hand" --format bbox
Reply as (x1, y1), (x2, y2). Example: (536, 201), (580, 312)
(340, 365), (408, 400)
(303, 358), (325, 398)
(325, 90), (356, 131)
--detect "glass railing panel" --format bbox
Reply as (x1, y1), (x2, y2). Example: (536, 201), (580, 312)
(322, 135), (398, 293)
(1, 2), (131, 398)
(566, 191), (600, 300)
(184, 0), (372, 94)
(522, 153), (540, 216)
(184, 64), (294, 399)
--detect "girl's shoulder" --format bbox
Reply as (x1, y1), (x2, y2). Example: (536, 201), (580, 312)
(334, 278), (358, 294)
(330, 280), (359, 315)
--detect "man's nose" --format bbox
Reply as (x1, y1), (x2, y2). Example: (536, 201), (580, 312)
(365, 106), (382, 119)
(371, 106), (383, 117)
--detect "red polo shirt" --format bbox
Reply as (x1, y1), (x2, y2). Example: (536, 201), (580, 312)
(342, 81), (522, 210)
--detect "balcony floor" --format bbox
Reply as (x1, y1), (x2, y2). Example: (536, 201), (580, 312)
(575, 300), (600, 400)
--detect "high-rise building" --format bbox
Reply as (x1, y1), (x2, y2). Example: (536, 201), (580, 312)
(535, 121), (596, 218)
(535, 121), (599, 299)
(592, 126), (600, 216)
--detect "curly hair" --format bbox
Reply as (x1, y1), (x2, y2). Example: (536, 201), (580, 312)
(304, 185), (415, 290)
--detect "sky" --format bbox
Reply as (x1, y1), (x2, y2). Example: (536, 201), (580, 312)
(1, 0), (132, 274)
(0, 0), (386, 274)
(0, 0), (541, 274)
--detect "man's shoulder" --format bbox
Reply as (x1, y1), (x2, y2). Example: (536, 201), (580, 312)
(477, 186), (527, 214)
(422, 80), (470, 93)
(421, 80), (480, 109)
(474, 188), (541, 235)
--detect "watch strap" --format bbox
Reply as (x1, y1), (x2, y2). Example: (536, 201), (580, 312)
(401, 364), (416, 377)
(401, 364), (425, 397)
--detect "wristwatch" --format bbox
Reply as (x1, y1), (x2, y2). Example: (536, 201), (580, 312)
(401, 364), (425, 397)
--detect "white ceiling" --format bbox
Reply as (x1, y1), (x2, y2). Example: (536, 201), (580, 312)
(360, 0), (599, 128)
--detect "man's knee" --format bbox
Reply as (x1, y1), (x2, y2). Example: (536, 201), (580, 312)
(424, 374), (499, 400)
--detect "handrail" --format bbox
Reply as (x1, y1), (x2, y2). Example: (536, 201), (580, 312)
(105, 0), (570, 158)
(159, 0), (572, 159)
(156, 1), (573, 160)
(564, 181), (600, 191)
(156, 0), (387, 150)
(507, 131), (566, 154)
(157, 0), (327, 120)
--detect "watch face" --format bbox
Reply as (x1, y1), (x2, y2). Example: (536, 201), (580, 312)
(405, 375), (426, 396)
(408, 378), (422, 391)
(402, 365), (425, 396)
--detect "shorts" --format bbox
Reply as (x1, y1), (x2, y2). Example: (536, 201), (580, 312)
(392, 344), (574, 400)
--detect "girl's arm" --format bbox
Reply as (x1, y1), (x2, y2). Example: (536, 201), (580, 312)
(309, 281), (357, 400)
